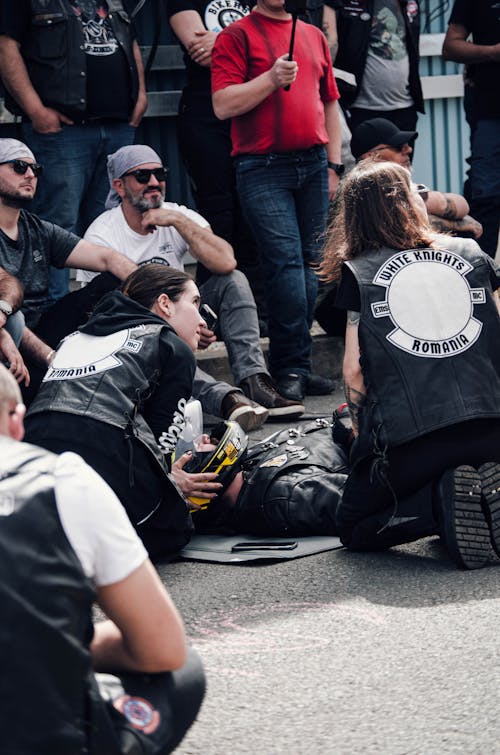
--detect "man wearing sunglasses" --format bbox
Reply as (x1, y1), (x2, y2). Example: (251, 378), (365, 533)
(78, 144), (305, 430)
(0, 0), (147, 303)
(0, 138), (138, 404)
(350, 118), (483, 239)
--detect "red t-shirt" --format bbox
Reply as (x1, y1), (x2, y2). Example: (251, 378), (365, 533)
(211, 11), (339, 156)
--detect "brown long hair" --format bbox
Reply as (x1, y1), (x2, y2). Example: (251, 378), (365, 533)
(318, 160), (435, 282)
(121, 264), (193, 309)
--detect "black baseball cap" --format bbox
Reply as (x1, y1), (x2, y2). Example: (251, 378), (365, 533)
(351, 118), (418, 160)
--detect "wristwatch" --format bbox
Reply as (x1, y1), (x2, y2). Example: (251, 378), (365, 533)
(327, 162), (345, 177)
(0, 300), (12, 317)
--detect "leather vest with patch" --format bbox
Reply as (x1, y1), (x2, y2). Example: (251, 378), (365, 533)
(7, 0), (137, 117)
(28, 323), (170, 476)
(0, 437), (96, 754)
(346, 243), (500, 452)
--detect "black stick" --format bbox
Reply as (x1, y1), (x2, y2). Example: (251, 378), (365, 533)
(283, 14), (298, 92)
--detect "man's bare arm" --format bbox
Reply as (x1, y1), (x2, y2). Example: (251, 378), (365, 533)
(65, 240), (137, 281)
(325, 98), (342, 201)
(493, 290), (500, 318)
(425, 191), (469, 219)
(169, 10), (216, 67)
(322, 5), (338, 62)
(129, 40), (148, 127)
(343, 310), (366, 437)
(212, 55), (297, 120)
(0, 329), (30, 385)
(0, 35), (73, 132)
(141, 208), (236, 274)
(428, 213), (483, 239)
(92, 560), (186, 673)
(0, 269), (23, 328)
(442, 23), (500, 63)
(20, 327), (54, 367)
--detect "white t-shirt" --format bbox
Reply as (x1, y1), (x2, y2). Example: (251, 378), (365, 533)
(77, 202), (209, 284)
(54, 452), (147, 586)
(353, 0), (413, 110)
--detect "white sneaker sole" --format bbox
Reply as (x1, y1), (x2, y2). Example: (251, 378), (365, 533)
(267, 403), (305, 418)
(228, 404), (269, 431)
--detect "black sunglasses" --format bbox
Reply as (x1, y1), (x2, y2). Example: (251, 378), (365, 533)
(121, 167), (168, 184)
(0, 159), (43, 177)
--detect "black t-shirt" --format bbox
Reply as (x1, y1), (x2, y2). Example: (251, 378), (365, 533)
(0, 0), (132, 120)
(167, 0), (253, 93)
(0, 211), (79, 327)
(448, 0), (500, 118)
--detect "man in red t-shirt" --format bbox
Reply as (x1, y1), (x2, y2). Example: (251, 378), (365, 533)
(211, 0), (342, 402)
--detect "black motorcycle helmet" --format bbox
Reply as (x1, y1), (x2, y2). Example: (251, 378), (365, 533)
(178, 421), (248, 509)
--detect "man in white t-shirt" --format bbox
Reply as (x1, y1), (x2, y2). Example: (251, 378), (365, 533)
(0, 363), (205, 753)
(78, 145), (305, 429)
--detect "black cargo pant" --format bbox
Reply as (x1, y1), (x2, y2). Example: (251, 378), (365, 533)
(337, 419), (500, 550)
(90, 647), (205, 754)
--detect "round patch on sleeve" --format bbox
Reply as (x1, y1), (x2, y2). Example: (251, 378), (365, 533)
(113, 695), (161, 734)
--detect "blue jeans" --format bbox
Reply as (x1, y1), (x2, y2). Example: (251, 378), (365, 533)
(22, 121), (135, 300)
(5, 311), (25, 347)
(469, 118), (500, 258)
(235, 146), (329, 377)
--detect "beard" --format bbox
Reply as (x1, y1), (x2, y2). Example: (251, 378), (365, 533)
(124, 185), (164, 213)
(0, 188), (33, 209)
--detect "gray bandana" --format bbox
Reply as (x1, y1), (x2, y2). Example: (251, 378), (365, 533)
(105, 145), (163, 209)
(0, 139), (36, 164)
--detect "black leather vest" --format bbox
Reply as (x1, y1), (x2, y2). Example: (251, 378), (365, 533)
(346, 243), (500, 453)
(0, 437), (96, 754)
(28, 322), (170, 477)
(7, 0), (137, 117)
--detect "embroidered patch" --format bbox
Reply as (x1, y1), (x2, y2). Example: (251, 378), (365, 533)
(43, 329), (141, 382)
(113, 695), (161, 734)
(371, 248), (485, 358)
(205, 0), (250, 33)
(260, 454), (288, 468)
(406, 0), (419, 18)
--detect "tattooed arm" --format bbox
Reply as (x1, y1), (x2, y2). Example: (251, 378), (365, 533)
(424, 191), (469, 220)
(428, 213), (483, 240)
(343, 310), (366, 437)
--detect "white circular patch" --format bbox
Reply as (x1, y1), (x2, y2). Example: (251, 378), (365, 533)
(387, 262), (472, 341)
(370, 249), (485, 358)
(204, 0), (250, 33)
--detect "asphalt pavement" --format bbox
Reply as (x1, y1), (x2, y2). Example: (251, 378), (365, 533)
(159, 387), (500, 755)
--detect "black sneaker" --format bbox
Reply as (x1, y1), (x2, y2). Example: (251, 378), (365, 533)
(305, 373), (336, 395)
(478, 462), (500, 558)
(275, 373), (306, 402)
(240, 373), (305, 419)
(221, 391), (269, 432)
(437, 466), (492, 569)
